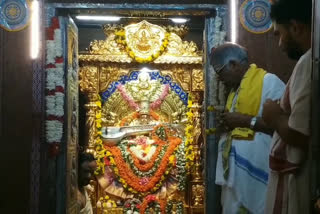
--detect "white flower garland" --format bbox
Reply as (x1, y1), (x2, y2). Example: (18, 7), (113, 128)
(45, 18), (65, 144)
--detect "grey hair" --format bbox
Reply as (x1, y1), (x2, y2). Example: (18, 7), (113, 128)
(210, 43), (248, 67)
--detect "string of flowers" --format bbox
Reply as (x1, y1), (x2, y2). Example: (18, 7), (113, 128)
(185, 96), (195, 171)
(115, 30), (170, 63)
(124, 199), (141, 214)
(166, 200), (184, 214)
(140, 195), (166, 214)
(117, 84), (170, 111)
(45, 17), (64, 155)
(119, 144), (169, 178)
(104, 137), (180, 194)
(176, 139), (187, 191)
(119, 110), (160, 126)
(117, 85), (140, 111)
(96, 195), (117, 209)
(149, 84), (169, 110)
(94, 97), (106, 175)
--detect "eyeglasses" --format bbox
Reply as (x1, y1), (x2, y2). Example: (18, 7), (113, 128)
(213, 63), (227, 75)
(212, 58), (247, 75)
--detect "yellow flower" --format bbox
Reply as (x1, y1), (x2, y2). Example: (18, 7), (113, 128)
(169, 155), (175, 164)
(109, 157), (116, 165)
(96, 131), (102, 136)
(96, 122), (101, 129)
(114, 168), (119, 175)
(96, 112), (102, 119)
(186, 145), (194, 151)
(105, 195), (109, 200)
(102, 202), (108, 208)
(106, 151), (112, 157)
(186, 111), (194, 118)
(160, 46), (165, 51)
(129, 51), (135, 58)
(95, 101), (101, 108)
(188, 100), (193, 108)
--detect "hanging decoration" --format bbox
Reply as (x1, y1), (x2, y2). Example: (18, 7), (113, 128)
(240, 0), (273, 34)
(0, 0), (31, 31)
(45, 17), (64, 157)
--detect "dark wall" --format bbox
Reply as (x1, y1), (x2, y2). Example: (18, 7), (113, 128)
(0, 27), (33, 213)
(237, 14), (296, 83)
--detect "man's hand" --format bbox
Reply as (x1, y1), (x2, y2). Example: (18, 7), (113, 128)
(262, 99), (283, 129)
(221, 112), (251, 130)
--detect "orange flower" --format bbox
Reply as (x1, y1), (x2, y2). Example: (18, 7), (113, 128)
(140, 196), (166, 214)
(105, 136), (182, 193)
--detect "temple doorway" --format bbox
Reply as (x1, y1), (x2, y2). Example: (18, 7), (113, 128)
(44, 4), (227, 214)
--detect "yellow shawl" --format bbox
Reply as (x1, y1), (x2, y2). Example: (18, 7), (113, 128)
(225, 64), (266, 139)
(223, 64), (266, 178)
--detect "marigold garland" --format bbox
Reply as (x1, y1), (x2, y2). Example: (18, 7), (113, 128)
(94, 97), (106, 175)
(140, 195), (166, 214)
(185, 95), (195, 171)
(115, 30), (170, 63)
(118, 142), (169, 178)
(128, 144), (164, 172)
(104, 136), (181, 193)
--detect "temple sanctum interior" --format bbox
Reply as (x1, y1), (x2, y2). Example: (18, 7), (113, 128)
(0, 0), (320, 214)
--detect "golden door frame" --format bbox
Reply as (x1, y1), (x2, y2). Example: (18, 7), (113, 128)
(79, 20), (205, 213)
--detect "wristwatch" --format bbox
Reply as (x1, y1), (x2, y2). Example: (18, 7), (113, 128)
(250, 117), (257, 129)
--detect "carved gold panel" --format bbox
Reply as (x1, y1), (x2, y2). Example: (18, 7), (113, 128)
(79, 66), (99, 93)
(192, 68), (204, 91)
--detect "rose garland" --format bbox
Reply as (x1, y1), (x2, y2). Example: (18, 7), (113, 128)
(140, 195), (166, 214)
(45, 17), (65, 149)
(117, 84), (170, 111)
(115, 30), (170, 63)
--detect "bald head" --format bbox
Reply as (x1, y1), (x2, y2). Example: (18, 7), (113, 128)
(210, 43), (248, 68)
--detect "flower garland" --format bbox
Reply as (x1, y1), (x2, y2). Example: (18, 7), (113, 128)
(104, 136), (180, 194)
(176, 139), (187, 191)
(118, 142), (169, 177)
(119, 110), (160, 126)
(115, 30), (170, 63)
(124, 199), (141, 214)
(140, 195), (166, 214)
(166, 200), (184, 214)
(45, 17), (65, 150)
(97, 195), (117, 209)
(185, 97), (195, 170)
(94, 98), (106, 175)
(117, 84), (170, 111)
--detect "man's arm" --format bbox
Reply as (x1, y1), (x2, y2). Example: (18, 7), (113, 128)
(222, 112), (274, 135)
(262, 99), (309, 150)
(273, 114), (309, 150)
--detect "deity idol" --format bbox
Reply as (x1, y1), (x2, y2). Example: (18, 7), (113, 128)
(97, 71), (188, 211)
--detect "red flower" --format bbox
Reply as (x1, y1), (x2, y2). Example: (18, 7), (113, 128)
(136, 204), (141, 209)
(51, 17), (60, 29)
(125, 203), (131, 208)
(55, 57), (64, 64)
(104, 157), (110, 166)
(46, 28), (55, 40)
